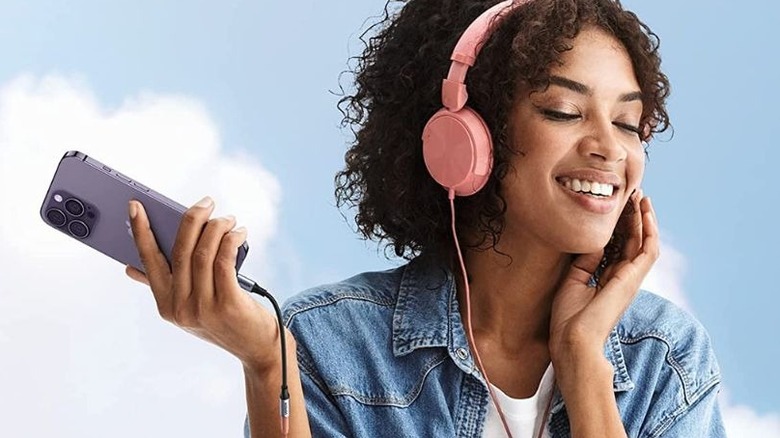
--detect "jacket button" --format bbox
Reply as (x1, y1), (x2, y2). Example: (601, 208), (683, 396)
(456, 348), (469, 360)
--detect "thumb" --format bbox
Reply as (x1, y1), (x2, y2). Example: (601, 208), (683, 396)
(125, 265), (150, 286)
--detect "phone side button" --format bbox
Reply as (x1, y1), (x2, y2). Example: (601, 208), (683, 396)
(116, 172), (132, 183)
(132, 181), (150, 192)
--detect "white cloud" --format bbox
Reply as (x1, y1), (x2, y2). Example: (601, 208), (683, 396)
(642, 237), (780, 438)
(641, 240), (689, 310)
(720, 392), (780, 438)
(0, 74), (280, 437)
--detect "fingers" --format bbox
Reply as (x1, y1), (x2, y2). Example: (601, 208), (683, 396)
(171, 196), (215, 307)
(128, 200), (172, 291)
(125, 265), (150, 286)
(622, 189), (643, 259)
(214, 226), (248, 302)
(191, 215), (237, 302)
(568, 249), (604, 285)
(127, 195), (264, 363)
(635, 196), (659, 266)
(589, 195), (659, 330)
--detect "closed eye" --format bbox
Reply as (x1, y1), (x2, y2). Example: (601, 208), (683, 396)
(541, 109), (580, 121)
(613, 121), (641, 136)
(540, 108), (641, 137)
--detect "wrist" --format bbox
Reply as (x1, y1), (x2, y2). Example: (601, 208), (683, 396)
(242, 328), (297, 374)
(551, 349), (613, 397)
(553, 357), (624, 438)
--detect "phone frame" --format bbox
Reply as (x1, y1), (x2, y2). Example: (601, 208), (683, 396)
(40, 150), (249, 273)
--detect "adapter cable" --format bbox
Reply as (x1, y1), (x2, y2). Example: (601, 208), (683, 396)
(237, 274), (290, 437)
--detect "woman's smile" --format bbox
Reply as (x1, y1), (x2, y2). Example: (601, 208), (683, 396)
(554, 171), (623, 214)
(555, 176), (621, 214)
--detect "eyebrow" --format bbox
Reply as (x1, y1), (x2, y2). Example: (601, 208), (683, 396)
(548, 75), (642, 103)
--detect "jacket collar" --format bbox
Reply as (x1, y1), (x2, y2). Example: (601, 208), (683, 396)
(391, 256), (635, 395)
(392, 256), (453, 355)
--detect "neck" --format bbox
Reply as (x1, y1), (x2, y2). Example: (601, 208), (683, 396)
(455, 231), (572, 355)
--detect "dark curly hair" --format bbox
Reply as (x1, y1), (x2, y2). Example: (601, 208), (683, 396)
(335, 0), (671, 266)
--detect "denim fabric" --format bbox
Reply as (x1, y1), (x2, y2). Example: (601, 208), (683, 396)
(245, 256), (725, 437)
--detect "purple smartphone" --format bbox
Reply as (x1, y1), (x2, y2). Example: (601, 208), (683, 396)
(39, 150), (249, 273)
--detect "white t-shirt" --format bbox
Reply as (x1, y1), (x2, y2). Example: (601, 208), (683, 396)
(483, 365), (555, 438)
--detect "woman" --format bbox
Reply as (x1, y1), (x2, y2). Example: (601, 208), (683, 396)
(127, 0), (725, 436)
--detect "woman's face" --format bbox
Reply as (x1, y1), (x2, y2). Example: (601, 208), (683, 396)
(504, 26), (645, 254)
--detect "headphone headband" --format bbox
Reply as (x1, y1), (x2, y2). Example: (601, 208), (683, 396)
(442, 0), (524, 111)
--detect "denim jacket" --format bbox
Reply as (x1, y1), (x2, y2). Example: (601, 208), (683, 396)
(245, 256), (725, 437)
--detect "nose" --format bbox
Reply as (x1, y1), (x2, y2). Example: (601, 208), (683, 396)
(577, 118), (628, 163)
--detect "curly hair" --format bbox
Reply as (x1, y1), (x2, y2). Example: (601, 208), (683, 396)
(335, 0), (671, 265)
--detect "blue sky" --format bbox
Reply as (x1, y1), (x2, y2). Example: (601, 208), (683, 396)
(0, 0), (777, 435)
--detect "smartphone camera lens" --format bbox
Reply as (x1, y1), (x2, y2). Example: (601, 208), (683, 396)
(68, 220), (90, 239)
(46, 208), (67, 227)
(64, 198), (85, 217)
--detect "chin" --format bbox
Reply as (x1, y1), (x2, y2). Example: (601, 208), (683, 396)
(561, 231), (613, 255)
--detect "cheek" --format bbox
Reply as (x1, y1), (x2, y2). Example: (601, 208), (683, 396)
(626, 146), (646, 192)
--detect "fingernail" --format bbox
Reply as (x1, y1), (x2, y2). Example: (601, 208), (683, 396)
(234, 226), (247, 234)
(195, 196), (213, 208)
(129, 201), (138, 219)
(225, 215), (236, 222)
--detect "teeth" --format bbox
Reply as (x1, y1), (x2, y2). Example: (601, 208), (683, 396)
(561, 178), (615, 197)
(581, 181), (591, 192)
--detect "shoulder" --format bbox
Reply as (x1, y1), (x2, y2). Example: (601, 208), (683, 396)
(280, 264), (411, 366)
(618, 290), (721, 406)
(281, 265), (407, 367)
(281, 265), (406, 324)
(280, 262), (452, 408)
(281, 265), (406, 390)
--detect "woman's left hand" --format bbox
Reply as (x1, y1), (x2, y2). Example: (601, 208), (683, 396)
(549, 190), (659, 372)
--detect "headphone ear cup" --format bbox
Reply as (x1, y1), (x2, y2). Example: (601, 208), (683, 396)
(422, 107), (493, 196)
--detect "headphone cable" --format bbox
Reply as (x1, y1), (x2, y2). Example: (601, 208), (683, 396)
(449, 189), (553, 438)
(237, 274), (290, 437)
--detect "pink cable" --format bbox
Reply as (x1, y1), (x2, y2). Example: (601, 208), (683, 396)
(448, 190), (514, 438)
(448, 189), (553, 438)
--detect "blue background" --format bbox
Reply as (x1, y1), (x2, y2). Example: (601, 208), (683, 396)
(1, 0), (776, 418)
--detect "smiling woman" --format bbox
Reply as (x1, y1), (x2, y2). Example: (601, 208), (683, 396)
(125, 0), (723, 437)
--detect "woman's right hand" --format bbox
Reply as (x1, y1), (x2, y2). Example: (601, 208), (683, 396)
(125, 196), (285, 372)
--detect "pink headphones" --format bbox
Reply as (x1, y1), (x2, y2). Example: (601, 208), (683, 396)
(422, 0), (525, 197)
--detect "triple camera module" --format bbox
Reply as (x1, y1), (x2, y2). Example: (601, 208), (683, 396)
(44, 192), (97, 239)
